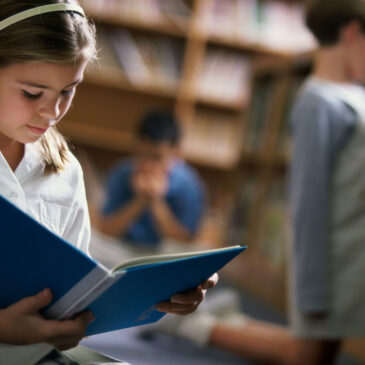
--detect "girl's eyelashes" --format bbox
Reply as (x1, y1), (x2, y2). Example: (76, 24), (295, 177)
(61, 88), (75, 96)
(22, 88), (75, 100)
(23, 90), (42, 100)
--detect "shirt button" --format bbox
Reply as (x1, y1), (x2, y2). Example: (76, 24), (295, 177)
(9, 192), (18, 198)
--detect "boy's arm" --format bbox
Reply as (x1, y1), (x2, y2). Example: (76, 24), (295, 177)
(99, 163), (150, 238)
(289, 93), (355, 315)
(150, 166), (204, 243)
(151, 197), (193, 242)
(99, 195), (150, 237)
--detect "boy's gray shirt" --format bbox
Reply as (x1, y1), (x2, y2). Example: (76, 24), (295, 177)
(288, 77), (365, 314)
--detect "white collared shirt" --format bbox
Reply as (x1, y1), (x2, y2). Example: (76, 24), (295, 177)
(0, 142), (90, 254)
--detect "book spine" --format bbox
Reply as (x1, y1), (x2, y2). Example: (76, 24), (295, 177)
(44, 265), (122, 319)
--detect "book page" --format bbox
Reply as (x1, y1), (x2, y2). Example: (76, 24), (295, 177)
(111, 244), (244, 272)
(45, 264), (115, 319)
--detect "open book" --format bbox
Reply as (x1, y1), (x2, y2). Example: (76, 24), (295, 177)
(0, 196), (246, 336)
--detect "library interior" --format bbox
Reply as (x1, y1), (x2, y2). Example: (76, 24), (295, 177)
(52, 0), (365, 364)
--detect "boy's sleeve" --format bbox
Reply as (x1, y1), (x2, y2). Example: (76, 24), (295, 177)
(179, 182), (205, 235)
(102, 164), (132, 216)
(289, 94), (355, 314)
(170, 173), (205, 236)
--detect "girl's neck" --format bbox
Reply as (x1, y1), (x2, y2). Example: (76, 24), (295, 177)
(313, 46), (350, 83)
(0, 138), (24, 171)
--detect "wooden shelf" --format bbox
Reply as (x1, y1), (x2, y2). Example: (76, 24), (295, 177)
(85, 67), (179, 99)
(204, 34), (304, 58)
(59, 122), (136, 153)
(195, 92), (248, 111)
(86, 67), (247, 112)
(179, 88), (248, 111)
(184, 148), (241, 170)
(241, 151), (288, 171)
(252, 51), (314, 77)
(60, 121), (241, 170)
(85, 8), (189, 37)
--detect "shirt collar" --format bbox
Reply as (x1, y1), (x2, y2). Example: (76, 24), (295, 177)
(14, 142), (44, 180)
(307, 77), (365, 122)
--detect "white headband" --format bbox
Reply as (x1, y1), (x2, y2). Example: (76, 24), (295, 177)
(0, 3), (85, 32)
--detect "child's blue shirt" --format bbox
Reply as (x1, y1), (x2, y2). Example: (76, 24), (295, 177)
(102, 158), (205, 247)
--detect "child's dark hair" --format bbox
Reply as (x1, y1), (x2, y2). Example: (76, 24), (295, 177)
(306, 0), (365, 46)
(137, 110), (181, 146)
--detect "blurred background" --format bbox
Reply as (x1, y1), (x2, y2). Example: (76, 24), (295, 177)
(61, 0), (364, 364)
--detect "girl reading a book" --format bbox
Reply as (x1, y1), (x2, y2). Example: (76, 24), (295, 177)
(0, 1), (217, 364)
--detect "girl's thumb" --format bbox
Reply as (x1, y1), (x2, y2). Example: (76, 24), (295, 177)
(15, 288), (53, 313)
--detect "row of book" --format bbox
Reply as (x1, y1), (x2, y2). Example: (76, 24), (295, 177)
(95, 29), (301, 159)
(81, 0), (316, 54)
(194, 48), (251, 105)
(245, 74), (304, 154)
(184, 70), (299, 167)
(197, 0), (317, 53)
(96, 28), (184, 87)
(183, 110), (244, 167)
(96, 28), (253, 104)
(226, 175), (288, 269)
(79, 0), (191, 24)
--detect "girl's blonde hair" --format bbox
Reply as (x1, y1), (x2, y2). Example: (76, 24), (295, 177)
(0, 0), (96, 173)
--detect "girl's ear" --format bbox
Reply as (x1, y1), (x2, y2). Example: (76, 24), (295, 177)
(340, 20), (363, 44)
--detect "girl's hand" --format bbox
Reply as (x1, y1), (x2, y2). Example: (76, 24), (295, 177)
(0, 288), (94, 350)
(156, 273), (219, 315)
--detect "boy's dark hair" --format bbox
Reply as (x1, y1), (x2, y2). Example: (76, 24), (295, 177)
(306, 0), (365, 46)
(137, 110), (181, 145)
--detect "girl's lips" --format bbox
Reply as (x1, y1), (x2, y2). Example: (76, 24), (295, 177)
(27, 125), (48, 135)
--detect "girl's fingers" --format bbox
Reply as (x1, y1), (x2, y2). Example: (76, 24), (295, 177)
(201, 273), (219, 290)
(13, 288), (52, 313)
(156, 301), (199, 315)
(170, 288), (205, 304)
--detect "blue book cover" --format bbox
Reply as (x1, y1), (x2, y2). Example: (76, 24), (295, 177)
(0, 195), (99, 310)
(0, 195), (246, 336)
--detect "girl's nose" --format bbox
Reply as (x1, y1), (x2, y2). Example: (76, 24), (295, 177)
(38, 98), (60, 121)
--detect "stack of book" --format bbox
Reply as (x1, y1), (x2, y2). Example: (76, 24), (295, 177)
(226, 176), (256, 245)
(79, 0), (191, 25)
(194, 48), (251, 105)
(258, 178), (287, 269)
(183, 111), (243, 167)
(198, 0), (316, 53)
(245, 76), (276, 152)
(96, 28), (184, 88)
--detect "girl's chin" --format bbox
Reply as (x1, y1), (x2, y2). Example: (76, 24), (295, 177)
(19, 135), (42, 144)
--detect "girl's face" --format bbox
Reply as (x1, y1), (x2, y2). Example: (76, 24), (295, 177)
(0, 60), (87, 146)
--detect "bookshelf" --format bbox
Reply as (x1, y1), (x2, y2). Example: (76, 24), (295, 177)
(60, 0), (314, 310)
(62, 0), (315, 170)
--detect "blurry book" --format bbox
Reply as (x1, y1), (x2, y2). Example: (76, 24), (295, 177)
(258, 178), (287, 268)
(109, 30), (151, 84)
(108, 29), (183, 87)
(195, 49), (251, 104)
(275, 75), (303, 156)
(197, 0), (316, 53)
(183, 111), (243, 167)
(226, 176), (256, 244)
(246, 77), (276, 152)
